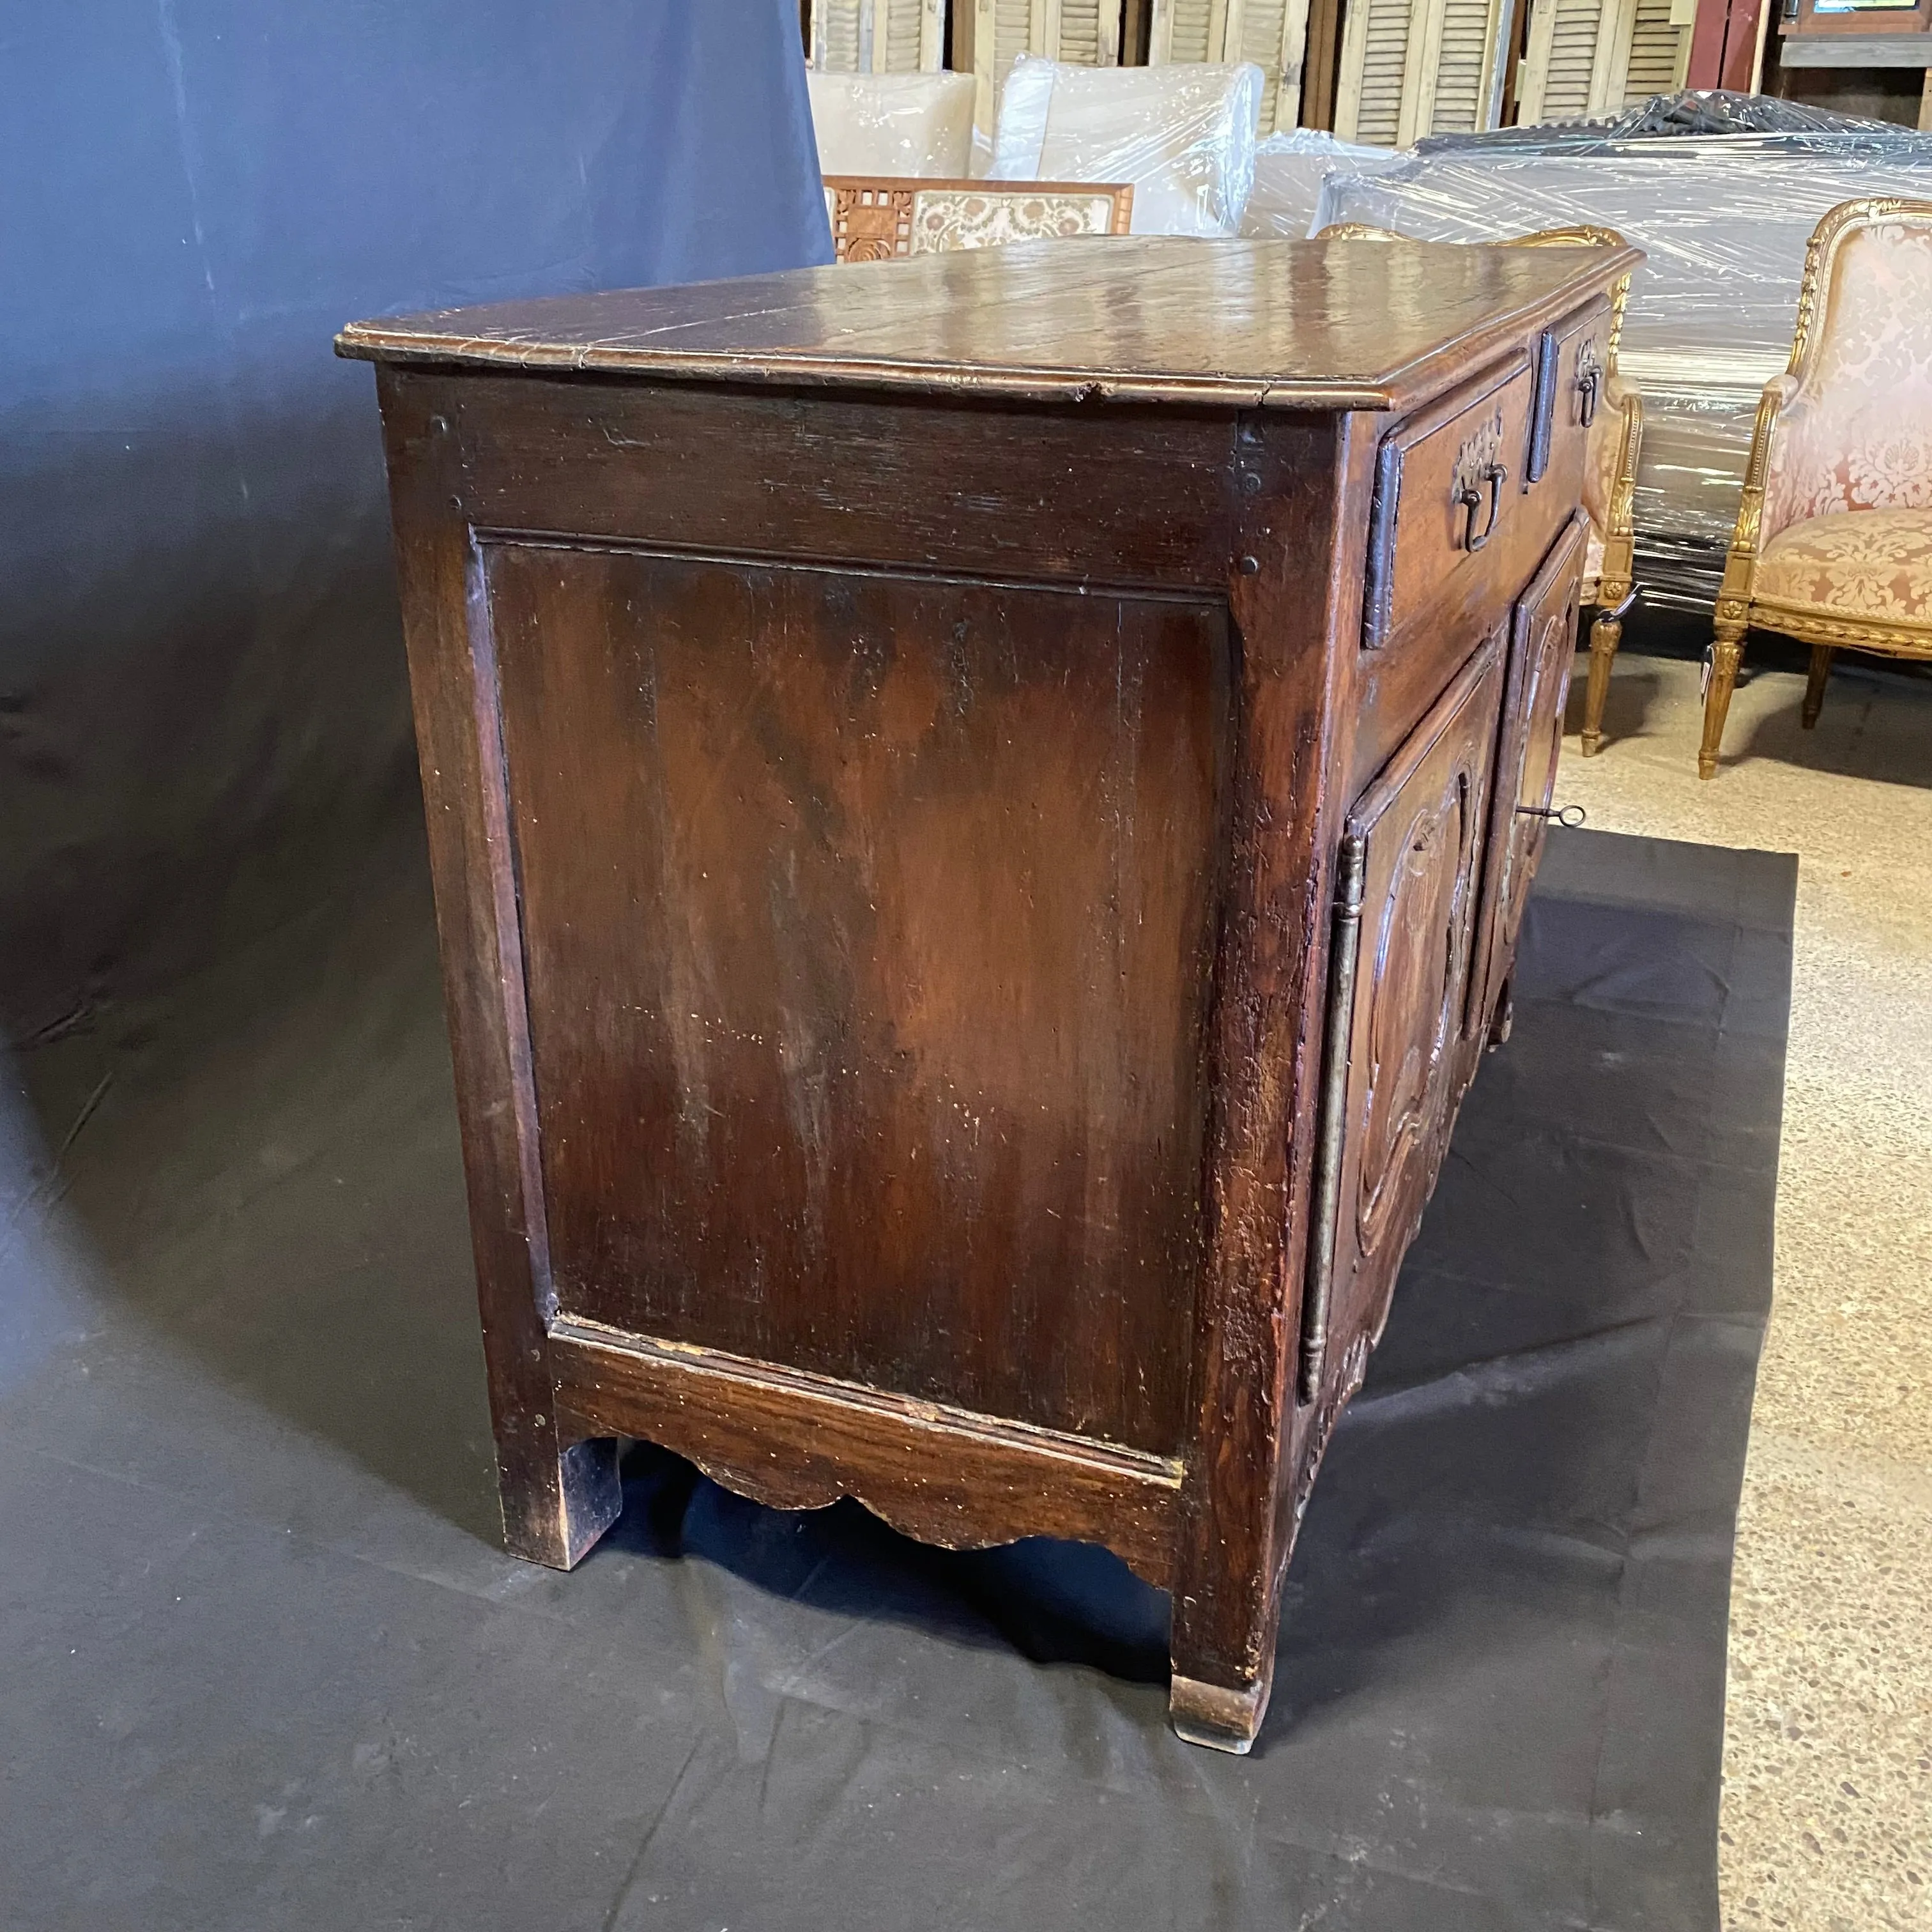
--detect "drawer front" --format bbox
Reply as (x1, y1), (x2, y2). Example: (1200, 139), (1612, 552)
(1528, 300), (1611, 489)
(1362, 353), (1536, 651)
(1469, 511), (1589, 1050)
(1300, 630), (1506, 1400)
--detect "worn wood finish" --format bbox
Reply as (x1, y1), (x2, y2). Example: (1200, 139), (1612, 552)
(339, 237), (1638, 415)
(343, 237), (1634, 1752)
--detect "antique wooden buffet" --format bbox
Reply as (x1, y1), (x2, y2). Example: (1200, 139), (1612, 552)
(340, 234), (1636, 1752)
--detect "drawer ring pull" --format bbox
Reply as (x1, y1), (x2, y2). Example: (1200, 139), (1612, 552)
(1577, 368), (1601, 429)
(1457, 463), (1506, 552)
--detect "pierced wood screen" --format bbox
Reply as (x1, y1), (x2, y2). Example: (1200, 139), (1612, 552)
(811, 0), (947, 72)
(1333, 0), (1511, 147)
(1516, 0), (1692, 123)
(972, 0), (1128, 144)
(1149, 0), (1311, 134)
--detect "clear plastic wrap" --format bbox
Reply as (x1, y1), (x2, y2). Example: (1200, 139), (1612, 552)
(806, 69), (977, 179)
(1316, 134), (1932, 606)
(988, 56), (1262, 238)
(1240, 130), (1407, 240)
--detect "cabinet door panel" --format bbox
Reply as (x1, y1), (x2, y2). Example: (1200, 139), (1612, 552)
(1469, 512), (1588, 1054)
(1303, 629), (1505, 1399)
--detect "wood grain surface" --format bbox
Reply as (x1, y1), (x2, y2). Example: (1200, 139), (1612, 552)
(340, 237), (1643, 414)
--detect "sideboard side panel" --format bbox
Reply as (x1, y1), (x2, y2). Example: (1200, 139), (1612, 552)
(486, 540), (1230, 1455)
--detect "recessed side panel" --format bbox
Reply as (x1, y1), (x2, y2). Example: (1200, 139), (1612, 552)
(484, 542), (1228, 1455)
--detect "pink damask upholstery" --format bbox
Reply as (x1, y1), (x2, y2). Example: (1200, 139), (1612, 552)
(1703, 201), (1932, 779)
(1761, 222), (1932, 551)
(1753, 508), (1932, 627)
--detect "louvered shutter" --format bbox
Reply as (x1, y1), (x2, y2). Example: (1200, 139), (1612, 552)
(811, 0), (946, 72)
(1151, 0), (1307, 133)
(1616, 0), (1692, 99)
(1334, 0), (1508, 146)
(1416, 0), (1510, 134)
(1517, 0), (1689, 123)
(974, 1), (1126, 146)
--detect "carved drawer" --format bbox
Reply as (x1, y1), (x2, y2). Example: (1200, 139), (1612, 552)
(1529, 300), (1612, 492)
(1361, 355), (1536, 650)
(1468, 512), (1590, 1052)
(1300, 631), (1505, 1402)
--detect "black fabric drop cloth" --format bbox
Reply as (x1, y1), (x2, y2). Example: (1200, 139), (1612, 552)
(0, 823), (1793, 1931)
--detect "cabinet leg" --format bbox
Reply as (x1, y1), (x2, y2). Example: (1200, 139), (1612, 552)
(496, 1430), (623, 1570)
(1579, 609), (1621, 756)
(1802, 643), (1834, 730)
(1698, 622), (1745, 781)
(1488, 976), (1514, 1050)
(1169, 1562), (1280, 1754)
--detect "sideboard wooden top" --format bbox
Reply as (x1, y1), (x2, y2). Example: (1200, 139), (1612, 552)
(337, 237), (1639, 413)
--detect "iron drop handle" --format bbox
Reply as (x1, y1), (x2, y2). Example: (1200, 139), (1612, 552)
(1577, 367), (1602, 429)
(1457, 463), (1506, 552)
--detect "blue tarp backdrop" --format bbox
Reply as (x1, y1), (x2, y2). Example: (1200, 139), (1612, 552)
(0, 0), (830, 1041)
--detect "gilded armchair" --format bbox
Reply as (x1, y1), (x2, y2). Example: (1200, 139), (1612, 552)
(1319, 224), (1643, 756)
(1700, 198), (1932, 778)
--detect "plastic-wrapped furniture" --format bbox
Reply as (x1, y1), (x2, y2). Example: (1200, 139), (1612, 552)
(1149, 0), (1309, 134)
(1321, 222), (1644, 755)
(989, 56), (1262, 235)
(1701, 198), (1932, 778)
(970, 0), (1126, 159)
(806, 70), (977, 178)
(1315, 134), (1932, 609)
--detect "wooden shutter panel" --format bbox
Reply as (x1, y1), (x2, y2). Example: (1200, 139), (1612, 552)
(1617, 0), (1693, 99)
(811, 0), (946, 72)
(974, 1), (1128, 148)
(1518, 0), (1689, 123)
(1335, 0), (1508, 146)
(1150, 0), (1308, 133)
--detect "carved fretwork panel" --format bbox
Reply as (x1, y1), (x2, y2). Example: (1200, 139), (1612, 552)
(1324, 631), (1505, 1365)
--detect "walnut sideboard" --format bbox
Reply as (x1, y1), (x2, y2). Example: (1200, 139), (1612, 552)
(339, 235), (1637, 1753)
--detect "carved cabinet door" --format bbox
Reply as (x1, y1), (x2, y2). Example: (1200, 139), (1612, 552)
(1301, 631), (1506, 1402)
(1467, 511), (1588, 1064)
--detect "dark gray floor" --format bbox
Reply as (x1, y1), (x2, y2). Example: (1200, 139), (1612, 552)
(0, 825), (1793, 1932)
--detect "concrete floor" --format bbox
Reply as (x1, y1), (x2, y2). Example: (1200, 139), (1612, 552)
(1561, 646), (1932, 1932)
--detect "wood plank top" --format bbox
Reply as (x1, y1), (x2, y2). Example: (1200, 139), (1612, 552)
(337, 236), (1641, 412)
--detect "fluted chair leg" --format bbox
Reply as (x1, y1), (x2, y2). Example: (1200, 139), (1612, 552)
(1802, 643), (1834, 728)
(1699, 620), (1746, 780)
(1580, 609), (1622, 756)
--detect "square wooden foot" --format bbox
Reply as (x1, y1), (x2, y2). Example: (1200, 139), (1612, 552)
(498, 1434), (623, 1570)
(1169, 1671), (1271, 1754)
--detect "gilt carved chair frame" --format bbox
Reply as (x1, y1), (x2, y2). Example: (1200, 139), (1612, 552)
(1700, 197), (1932, 779)
(1319, 222), (1642, 755)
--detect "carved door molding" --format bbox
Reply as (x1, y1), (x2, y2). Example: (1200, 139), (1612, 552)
(1300, 628), (1505, 1398)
